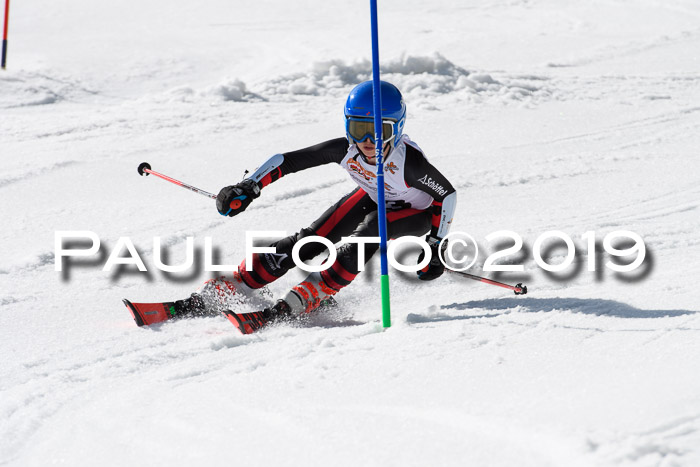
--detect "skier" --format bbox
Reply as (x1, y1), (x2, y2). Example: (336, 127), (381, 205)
(124, 80), (457, 333)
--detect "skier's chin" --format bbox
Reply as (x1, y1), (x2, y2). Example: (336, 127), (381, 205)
(359, 144), (376, 157)
(358, 142), (389, 164)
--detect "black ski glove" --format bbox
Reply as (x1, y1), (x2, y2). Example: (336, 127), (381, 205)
(417, 235), (446, 281)
(216, 179), (261, 217)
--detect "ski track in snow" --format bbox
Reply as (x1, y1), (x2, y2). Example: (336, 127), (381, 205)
(3, 307), (697, 465)
(586, 414), (700, 465)
(546, 27), (700, 69)
(0, 161), (80, 189)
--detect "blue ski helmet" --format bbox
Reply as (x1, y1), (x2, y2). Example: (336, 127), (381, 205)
(344, 80), (406, 148)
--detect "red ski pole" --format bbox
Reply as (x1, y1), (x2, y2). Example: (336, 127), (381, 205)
(2, 0), (9, 69)
(137, 162), (245, 212)
(138, 162), (216, 199)
(448, 269), (527, 295)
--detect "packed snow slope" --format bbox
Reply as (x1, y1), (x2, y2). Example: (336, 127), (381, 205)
(2, 0), (700, 465)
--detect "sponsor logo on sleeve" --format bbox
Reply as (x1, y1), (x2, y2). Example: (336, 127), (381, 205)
(417, 175), (448, 196)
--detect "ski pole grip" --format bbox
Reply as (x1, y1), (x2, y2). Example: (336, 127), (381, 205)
(230, 199), (242, 209)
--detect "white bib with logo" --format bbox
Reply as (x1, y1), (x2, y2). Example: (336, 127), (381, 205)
(339, 135), (434, 210)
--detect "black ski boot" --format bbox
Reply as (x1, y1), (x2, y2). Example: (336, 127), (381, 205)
(262, 299), (293, 321)
(318, 296), (338, 310)
(173, 293), (214, 319)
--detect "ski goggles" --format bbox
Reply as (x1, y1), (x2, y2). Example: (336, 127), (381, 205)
(346, 118), (396, 145)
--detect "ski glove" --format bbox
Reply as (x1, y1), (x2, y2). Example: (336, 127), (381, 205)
(417, 235), (446, 281)
(217, 179), (261, 217)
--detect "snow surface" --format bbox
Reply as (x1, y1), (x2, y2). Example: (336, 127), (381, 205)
(2, 0), (700, 465)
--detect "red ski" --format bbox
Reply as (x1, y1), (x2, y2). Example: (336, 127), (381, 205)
(123, 299), (177, 327)
(125, 294), (336, 333)
(123, 293), (210, 327)
(222, 309), (271, 334)
(222, 297), (338, 334)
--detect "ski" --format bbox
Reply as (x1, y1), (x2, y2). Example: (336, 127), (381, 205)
(222, 296), (339, 334)
(125, 292), (338, 333)
(222, 309), (270, 334)
(123, 293), (212, 327)
(123, 299), (178, 327)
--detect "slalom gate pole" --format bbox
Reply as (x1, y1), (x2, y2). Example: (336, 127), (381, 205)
(369, 0), (391, 328)
(137, 162), (217, 199)
(447, 269), (528, 295)
(2, 0), (9, 69)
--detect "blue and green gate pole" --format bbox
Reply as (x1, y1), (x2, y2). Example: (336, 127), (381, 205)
(369, 0), (391, 328)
